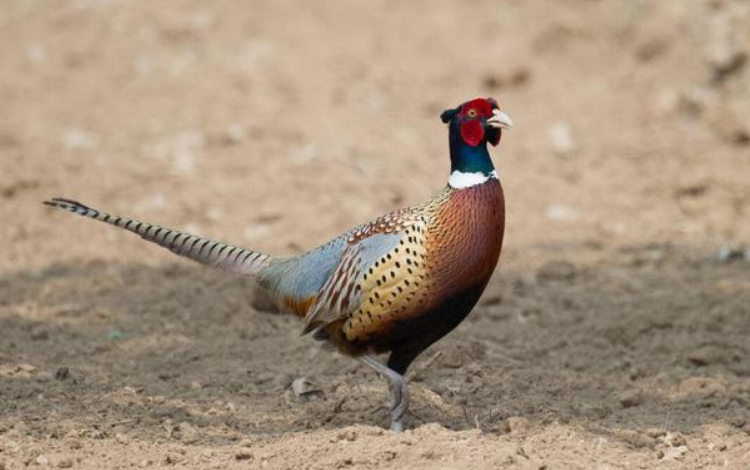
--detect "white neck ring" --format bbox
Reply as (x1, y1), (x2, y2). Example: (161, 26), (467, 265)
(448, 170), (498, 189)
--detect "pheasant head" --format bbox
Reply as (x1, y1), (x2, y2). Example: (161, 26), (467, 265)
(441, 97), (513, 187)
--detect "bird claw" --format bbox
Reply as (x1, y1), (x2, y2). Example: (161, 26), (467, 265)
(357, 356), (410, 432)
(387, 379), (408, 432)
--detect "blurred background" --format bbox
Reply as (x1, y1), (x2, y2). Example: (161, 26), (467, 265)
(1, 0), (749, 468)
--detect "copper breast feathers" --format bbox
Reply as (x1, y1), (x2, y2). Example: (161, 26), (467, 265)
(302, 180), (505, 344)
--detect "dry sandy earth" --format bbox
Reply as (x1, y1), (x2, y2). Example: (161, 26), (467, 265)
(1, 0), (750, 468)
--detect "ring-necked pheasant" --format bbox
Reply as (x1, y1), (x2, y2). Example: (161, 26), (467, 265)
(43, 97), (512, 431)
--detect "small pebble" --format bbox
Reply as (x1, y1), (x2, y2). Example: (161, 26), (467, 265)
(661, 445), (688, 461)
(239, 439), (254, 448)
(662, 432), (687, 447)
(27, 44), (46, 65)
(175, 422), (200, 444)
(55, 456), (74, 468)
(106, 330), (126, 341)
(37, 371), (56, 382)
(548, 122), (576, 157)
(63, 129), (97, 150)
(30, 327), (50, 341)
(164, 453), (182, 465)
(718, 245), (745, 263)
(150, 395), (167, 405)
(291, 144), (321, 164)
(235, 450), (253, 461)
(537, 261), (576, 282)
(222, 123), (245, 145)
(545, 204), (580, 222)
(675, 87), (712, 117)
(172, 130), (205, 175)
(18, 363), (37, 374)
(619, 390), (643, 408)
(330, 429), (357, 443)
(292, 377), (323, 400)
(645, 428), (666, 439)
(55, 367), (70, 381)
(687, 345), (727, 366)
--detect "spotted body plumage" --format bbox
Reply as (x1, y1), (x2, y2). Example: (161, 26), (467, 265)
(44, 97), (513, 432)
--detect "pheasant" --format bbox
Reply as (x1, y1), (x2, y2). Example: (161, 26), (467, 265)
(43, 97), (512, 431)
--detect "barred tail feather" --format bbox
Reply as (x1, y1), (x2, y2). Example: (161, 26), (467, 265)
(43, 198), (274, 276)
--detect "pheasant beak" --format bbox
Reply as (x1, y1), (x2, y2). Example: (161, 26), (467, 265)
(486, 109), (514, 130)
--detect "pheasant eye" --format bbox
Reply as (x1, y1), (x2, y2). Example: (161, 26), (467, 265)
(467, 109), (478, 118)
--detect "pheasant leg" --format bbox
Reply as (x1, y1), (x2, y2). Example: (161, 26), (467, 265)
(359, 355), (409, 432)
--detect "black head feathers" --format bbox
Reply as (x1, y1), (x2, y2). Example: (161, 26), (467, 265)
(440, 107), (460, 124)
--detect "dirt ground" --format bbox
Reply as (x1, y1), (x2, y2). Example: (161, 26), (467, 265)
(1, 0), (750, 468)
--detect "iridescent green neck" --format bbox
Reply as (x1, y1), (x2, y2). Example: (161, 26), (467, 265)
(448, 123), (495, 175)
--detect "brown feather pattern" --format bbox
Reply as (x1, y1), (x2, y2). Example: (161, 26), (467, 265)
(321, 179), (505, 356)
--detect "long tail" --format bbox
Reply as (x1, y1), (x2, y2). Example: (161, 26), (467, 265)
(43, 198), (275, 276)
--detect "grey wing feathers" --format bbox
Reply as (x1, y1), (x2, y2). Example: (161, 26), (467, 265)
(43, 198), (274, 276)
(258, 234), (347, 304)
(301, 230), (405, 334)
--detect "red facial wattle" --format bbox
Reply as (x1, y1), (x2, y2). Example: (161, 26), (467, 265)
(456, 98), (499, 147)
(460, 120), (485, 147)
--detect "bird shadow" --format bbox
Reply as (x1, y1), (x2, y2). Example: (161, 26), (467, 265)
(0, 242), (748, 446)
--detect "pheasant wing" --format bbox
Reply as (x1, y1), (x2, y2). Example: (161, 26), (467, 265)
(302, 209), (427, 335)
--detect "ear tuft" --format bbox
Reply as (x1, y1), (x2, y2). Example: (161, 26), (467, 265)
(440, 107), (458, 123)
